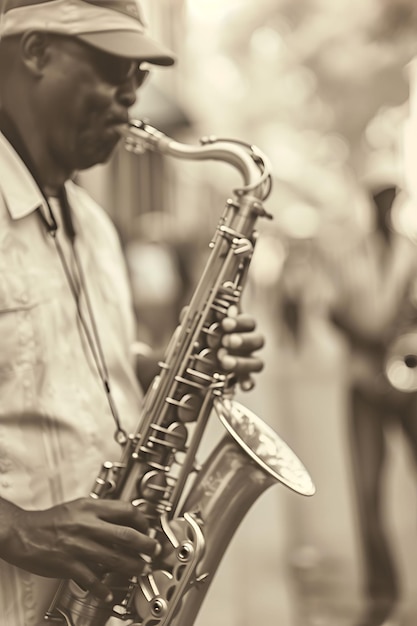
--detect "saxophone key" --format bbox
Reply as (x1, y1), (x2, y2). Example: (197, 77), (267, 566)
(210, 301), (229, 317)
(232, 237), (253, 256)
(185, 368), (214, 388)
(131, 496), (172, 519)
(91, 461), (123, 497)
(151, 422), (188, 449)
(214, 288), (239, 306)
(191, 348), (217, 376)
(139, 470), (169, 502)
(166, 393), (203, 424)
(201, 321), (222, 348)
(148, 435), (178, 449)
(174, 374), (208, 391)
(134, 570), (174, 622)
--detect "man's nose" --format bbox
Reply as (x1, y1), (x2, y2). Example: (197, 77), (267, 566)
(115, 78), (138, 108)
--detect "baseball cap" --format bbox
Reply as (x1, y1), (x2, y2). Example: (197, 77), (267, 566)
(0, 0), (176, 65)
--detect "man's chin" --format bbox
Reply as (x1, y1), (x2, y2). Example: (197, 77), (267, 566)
(78, 136), (121, 169)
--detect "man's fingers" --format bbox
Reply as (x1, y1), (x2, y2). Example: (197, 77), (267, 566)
(95, 500), (149, 534)
(69, 538), (153, 598)
(76, 499), (160, 557)
(92, 520), (160, 557)
(69, 562), (113, 603)
(0, 498), (160, 597)
(222, 313), (256, 334)
(84, 542), (150, 577)
(221, 332), (264, 354)
(218, 353), (264, 374)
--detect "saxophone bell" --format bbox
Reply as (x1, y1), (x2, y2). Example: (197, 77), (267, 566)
(385, 330), (417, 392)
(214, 398), (315, 496)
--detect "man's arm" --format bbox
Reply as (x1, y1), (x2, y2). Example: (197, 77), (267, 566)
(0, 496), (159, 603)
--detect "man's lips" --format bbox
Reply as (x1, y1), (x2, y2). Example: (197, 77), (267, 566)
(105, 121), (128, 140)
(107, 115), (130, 127)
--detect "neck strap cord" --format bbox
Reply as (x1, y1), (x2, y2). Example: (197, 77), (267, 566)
(0, 111), (128, 445)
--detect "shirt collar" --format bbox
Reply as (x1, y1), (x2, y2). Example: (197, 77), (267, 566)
(0, 130), (49, 220)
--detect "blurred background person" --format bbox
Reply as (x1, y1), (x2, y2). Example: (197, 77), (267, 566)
(326, 181), (417, 626)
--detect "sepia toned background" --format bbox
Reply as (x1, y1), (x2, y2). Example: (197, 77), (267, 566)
(78, 1), (417, 624)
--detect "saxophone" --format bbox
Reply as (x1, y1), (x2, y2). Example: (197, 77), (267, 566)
(44, 120), (315, 626)
(385, 331), (417, 392)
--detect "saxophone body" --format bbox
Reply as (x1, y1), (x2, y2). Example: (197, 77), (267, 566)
(44, 121), (315, 626)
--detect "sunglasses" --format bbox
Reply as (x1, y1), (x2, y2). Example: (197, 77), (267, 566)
(93, 55), (150, 88)
(86, 47), (151, 88)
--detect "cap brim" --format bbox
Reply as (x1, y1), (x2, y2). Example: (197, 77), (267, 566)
(77, 31), (176, 65)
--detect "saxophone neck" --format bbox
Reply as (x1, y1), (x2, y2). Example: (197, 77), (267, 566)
(124, 119), (273, 203)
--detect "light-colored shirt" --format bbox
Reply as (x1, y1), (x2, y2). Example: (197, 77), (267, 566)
(0, 131), (143, 624)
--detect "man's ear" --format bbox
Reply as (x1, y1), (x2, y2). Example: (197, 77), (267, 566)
(20, 31), (51, 76)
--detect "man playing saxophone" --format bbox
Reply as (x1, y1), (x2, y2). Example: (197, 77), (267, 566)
(0, 2), (265, 624)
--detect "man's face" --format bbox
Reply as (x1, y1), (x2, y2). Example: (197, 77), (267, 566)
(37, 35), (149, 172)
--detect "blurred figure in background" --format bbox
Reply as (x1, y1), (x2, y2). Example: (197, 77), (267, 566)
(125, 212), (192, 347)
(328, 182), (417, 626)
(125, 211), (196, 390)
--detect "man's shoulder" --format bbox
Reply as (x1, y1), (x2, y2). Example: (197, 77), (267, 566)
(0, 132), (45, 220)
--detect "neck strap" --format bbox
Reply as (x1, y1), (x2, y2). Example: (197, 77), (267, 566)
(0, 109), (127, 445)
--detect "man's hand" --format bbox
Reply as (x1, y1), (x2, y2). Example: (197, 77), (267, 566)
(0, 497), (159, 603)
(217, 305), (264, 389)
